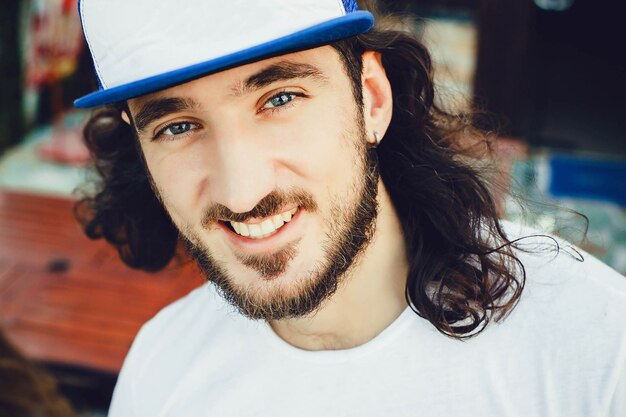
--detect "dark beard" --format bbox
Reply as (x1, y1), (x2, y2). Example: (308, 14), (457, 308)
(183, 141), (380, 321)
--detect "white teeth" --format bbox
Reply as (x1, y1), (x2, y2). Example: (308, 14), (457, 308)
(272, 216), (285, 229)
(281, 207), (297, 222)
(260, 219), (274, 234)
(248, 223), (262, 237)
(229, 207), (298, 239)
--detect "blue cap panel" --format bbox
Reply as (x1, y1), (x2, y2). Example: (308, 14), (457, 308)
(342, 0), (359, 12)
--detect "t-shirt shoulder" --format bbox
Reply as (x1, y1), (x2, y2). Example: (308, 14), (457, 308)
(136, 282), (239, 344)
(109, 284), (254, 416)
(121, 283), (245, 377)
(497, 220), (626, 360)
(500, 219), (626, 300)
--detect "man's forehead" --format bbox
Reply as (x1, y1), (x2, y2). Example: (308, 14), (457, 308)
(130, 46), (342, 107)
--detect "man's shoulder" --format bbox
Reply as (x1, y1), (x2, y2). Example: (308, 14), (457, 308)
(502, 220), (626, 300)
(109, 283), (267, 414)
(499, 220), (626, 342)
(123, 283), (253, 373)
(137, 282), (243, 343)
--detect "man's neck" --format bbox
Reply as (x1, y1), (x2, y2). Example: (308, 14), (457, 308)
(270, 182), (409, 350)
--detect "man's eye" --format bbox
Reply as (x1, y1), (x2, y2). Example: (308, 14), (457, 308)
(262, 92), (298, 110)
(160, 122), (197, 137)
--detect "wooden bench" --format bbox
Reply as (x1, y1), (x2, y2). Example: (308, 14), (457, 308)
(0, 189), (202, 374)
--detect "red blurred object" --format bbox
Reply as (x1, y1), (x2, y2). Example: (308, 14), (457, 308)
(25, 0), (83, 88)
(0, 190), (202, 373)
(36, 122), (91, 166)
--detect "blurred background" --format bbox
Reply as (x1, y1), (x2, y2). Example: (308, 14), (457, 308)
(0, 0), (624, 415)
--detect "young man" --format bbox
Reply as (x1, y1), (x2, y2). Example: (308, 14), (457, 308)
(74, 0), (626, 415)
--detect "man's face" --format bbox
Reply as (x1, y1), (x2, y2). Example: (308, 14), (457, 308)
(128, 46), (379, 320)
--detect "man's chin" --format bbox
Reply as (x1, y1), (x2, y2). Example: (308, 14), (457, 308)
(202, 255), (338, 320)
(212, 274), (331, 321)
(232, 242), (299, 280)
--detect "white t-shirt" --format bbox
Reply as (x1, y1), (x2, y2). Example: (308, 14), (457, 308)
(108, 224), (626, 417)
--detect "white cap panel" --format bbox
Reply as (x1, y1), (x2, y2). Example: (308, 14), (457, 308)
(81, 0), (346, 89)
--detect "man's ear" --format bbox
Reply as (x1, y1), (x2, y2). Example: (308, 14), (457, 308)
(121, 110), (131, 125)
(361, 51), (393, 146)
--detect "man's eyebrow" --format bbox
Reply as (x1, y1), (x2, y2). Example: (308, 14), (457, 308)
(232, 61), (329, 97)
(133, 97), (200, 132)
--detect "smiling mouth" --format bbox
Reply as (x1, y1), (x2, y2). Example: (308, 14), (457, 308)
(224, 207), (298, 239)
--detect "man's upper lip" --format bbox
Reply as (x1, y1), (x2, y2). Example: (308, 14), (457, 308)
(222, 205), (299, 225)
(230, 208), (297, 239)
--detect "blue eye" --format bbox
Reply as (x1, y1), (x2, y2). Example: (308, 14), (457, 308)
(263, 92), (297, 109)
(162, 122), (197, 136)
(152, 121), (199, 142)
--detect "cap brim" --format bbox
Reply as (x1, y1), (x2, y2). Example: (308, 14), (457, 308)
(74, 11), (374, 108)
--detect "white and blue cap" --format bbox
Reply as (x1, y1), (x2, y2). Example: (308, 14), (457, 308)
(74, 0), (374, 108)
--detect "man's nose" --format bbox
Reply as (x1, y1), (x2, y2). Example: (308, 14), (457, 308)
(208, 128), (276, 214)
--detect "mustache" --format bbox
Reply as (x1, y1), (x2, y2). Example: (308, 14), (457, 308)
(201, 189), (317, 226)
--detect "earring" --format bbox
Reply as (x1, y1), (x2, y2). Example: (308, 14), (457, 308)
(373, 131), (382, 146)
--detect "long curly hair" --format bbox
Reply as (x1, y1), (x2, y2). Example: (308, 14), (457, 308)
(76, 22), (526, 338)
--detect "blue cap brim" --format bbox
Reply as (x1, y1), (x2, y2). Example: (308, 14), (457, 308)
(74, 11), (374, 108)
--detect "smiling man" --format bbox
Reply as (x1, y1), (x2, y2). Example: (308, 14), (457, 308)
(74, 0), (626, 416)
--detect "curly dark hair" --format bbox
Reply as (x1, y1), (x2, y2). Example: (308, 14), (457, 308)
(0, 331), (75, 417)
(76, 20), (527, 338)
